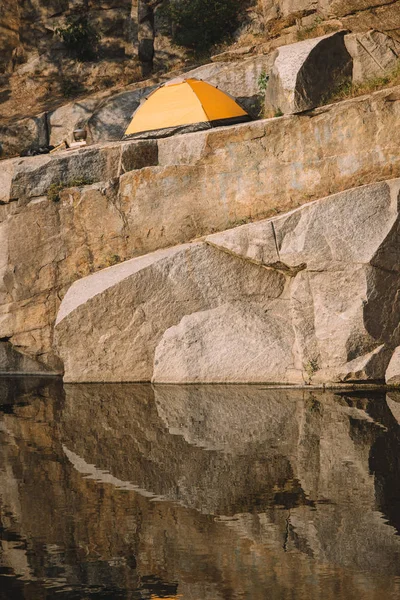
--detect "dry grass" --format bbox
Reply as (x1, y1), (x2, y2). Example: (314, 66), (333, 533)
(324, 61), (400, 105)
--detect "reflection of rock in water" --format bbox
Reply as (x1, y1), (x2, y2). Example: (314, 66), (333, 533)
(369, 391), (400, 536)
(61, 384), (308, 516)
(2, 381), (400, 598)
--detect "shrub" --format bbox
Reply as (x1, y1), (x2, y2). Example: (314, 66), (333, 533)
(60, 78), (86, 98)
(163, 0), (241, 53)
(55, 15), (100, 62)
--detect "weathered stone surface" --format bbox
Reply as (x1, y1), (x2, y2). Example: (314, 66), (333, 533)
(48, 97), (102, 147)
(265, 31), (352, 115)
(129, 86), (400, 255)
(0, 341), (51, 373)
(54, 243), (285, 382)
(386, 347), (400, 385)
(87, 86), (153, 143)
(204, 179), (400, 384)
(0, 179), (135, 369)
(0, 139), (158, 202)
(2, 87), (400, 371)
(0, 144), (119, 202)
(153, 303), (301, 384)
(55, 178), (400, 384)
(341, 2), (400, 38)
(261, 0), (400, 22)
(0, 112), (48, 160)
(345, 30), (400, 83)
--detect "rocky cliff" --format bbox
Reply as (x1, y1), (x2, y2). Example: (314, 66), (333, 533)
(54, 177), (400, 385)
(0, 81), (400, 383)
(0, 1), (400, 384)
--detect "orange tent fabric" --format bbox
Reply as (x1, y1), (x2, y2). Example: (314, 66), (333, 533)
(124, 78), (250, 137)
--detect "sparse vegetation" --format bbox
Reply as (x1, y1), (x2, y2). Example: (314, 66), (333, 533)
(322, 61), (400, 105)
(60, 78), (86, 98)
(162, 0), (241, 53)
(304, 358), (319, 383)
(55, 14), (100, 62)
(274, 108), (284, 117)
(226, 216), (254, 229)
(296, 16), (323, 42)
(47, 178), (93, 203)
(105, 254), (122, 267)
(258, 71), (269, 94)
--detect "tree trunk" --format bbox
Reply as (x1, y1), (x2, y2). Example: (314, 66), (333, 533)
(137, 0), (159, 77)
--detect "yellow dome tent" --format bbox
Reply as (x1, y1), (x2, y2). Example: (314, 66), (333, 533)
(124, 78), (251, 139)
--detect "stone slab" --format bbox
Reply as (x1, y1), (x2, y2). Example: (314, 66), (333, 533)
(0, 139), (158, 202)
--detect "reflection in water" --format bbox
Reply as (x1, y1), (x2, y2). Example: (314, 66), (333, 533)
(1, 380), (400, 599)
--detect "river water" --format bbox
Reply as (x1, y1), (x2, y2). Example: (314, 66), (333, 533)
(1, 378), (400, 599)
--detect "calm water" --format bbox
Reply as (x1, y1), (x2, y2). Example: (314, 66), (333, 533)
(1, 379), (400, 599)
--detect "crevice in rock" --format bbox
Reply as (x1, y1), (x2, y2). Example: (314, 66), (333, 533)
(340, 0), (400, 19)
(205, 239), (306, 277)
(271, 221), (281, 260)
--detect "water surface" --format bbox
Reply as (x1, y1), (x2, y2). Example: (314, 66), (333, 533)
(1, 379), (400, 599)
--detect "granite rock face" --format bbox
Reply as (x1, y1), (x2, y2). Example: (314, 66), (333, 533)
(55, 178), (400, 384)
(0, 139), (158, 202)
(48, 97), (104, 147)
(86, 86), (154, 144)
(127, 86), (400, 254)
(265, 31), (353, 114)
(0, 113), (49, 160)
(55, 243), (286, 382)
(204, 179), (400, 384)
(153, 303), (300, 384)
(0, 87), (400, 371)
(345, 30), (400, 83)
(261, 0), (400, 38)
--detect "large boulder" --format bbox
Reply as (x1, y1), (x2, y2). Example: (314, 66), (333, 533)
(345, 30), (400, 83)
(87, 86), (154, 143)
(54, 243), (286, 382)
(205, 179), (400, 384)
(265, 31), (353, 114)
(48, 96), (104, 147)
(0, 112), (48, 160)
(55, 179), (400, 384)
(153, 303), (300, 384)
